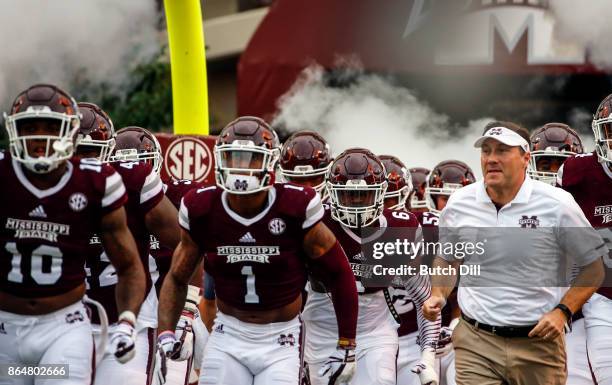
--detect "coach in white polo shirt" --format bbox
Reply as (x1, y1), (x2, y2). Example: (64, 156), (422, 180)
(422, 121), (607, 385)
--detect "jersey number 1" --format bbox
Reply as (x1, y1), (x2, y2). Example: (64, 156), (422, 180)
(241, 265), (260, 303)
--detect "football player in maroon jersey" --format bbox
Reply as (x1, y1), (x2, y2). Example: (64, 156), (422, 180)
(75, 112), (182, 385)
(528, 123), (584, 186)
(425, 160), (476, 214)
(73, 102), (116, 162)
(0, 84), (146, 384)
(407, 167), (430, 212)
(303, 148), (440, 385)
(279, 130), (332, 200)
(380, 155), (412, 211)
(110, 126), (208, 385)
(380, 154), (456, 385)
(111, 126), (163, 174)
(156, 116), (358, 385)
(558, 94), (612, 385)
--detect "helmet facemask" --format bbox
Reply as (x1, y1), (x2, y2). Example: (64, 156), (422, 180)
(215, 140), (280, 194)
(279, 164), (331, 197)
(425, 182), (462, 214)
(110, 132), (163, 174)
(592, 118), (612, 165)
(384, 185), (410, 210)
(77, 139), (116, 163)
(527, 151), (572, 186)
(4, 109), (79, 174)
(75, 102), (116, 163)
(328, 179), (387, 228)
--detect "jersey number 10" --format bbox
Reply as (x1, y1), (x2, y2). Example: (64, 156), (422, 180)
(5, 242), (63, 284)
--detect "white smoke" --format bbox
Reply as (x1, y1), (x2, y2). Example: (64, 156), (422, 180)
(550, 0), (612, 69)
(0, 0), (159, 110)
(273, 65), (491, 178)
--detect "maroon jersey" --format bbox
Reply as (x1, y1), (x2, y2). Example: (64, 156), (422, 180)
(397, 210), (439, 336)
(320, 206), (421, 295)
(86, 160), (164, 323)
(179, 183), (323, 311)
(151, 179), (203, 295)
(0, 153), (126, 298)
(558, 152), (612, 298)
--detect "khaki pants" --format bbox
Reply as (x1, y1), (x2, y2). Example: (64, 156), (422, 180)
(452, 318), (567, 385)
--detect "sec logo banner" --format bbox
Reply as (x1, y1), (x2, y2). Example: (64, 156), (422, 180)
(164, 137), (212, 182)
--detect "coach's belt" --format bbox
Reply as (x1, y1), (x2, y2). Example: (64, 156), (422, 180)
(461, 313), (536, 338)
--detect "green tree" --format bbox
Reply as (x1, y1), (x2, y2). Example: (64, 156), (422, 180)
(78, 55), (173, 132)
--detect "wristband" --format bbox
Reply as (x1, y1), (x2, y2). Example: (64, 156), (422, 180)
(554, 303), (573, 321)
(337, 338), (356, 350)
(157, 330), (175, 340)
(555, 303), (573, 332)
(118, 310), (136, 327)
(184, 285), (200, 313)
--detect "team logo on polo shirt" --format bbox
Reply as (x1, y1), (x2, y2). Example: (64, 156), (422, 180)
(594, 205), (612, 224)
(519, 215), (540, 228)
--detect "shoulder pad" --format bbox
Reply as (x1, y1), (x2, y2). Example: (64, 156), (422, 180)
(275, 183), (318, 218)
(182, 185), (218, 219)
(559, 153), (593, 187)
(384, 208), (419, 227)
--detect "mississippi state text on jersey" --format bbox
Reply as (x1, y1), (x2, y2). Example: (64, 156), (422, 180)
(179, 183), (324, 310)
(86, 160), (163, 323)
(558, 152), (612, 298)
(0, 153), (126, 297)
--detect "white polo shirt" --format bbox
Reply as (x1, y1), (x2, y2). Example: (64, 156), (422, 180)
(439, 176), (605, 326)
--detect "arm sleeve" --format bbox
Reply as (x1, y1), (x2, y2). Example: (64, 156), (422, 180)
(139, 168), (164, 212)
(302, 193), (324, 230)
(405, 273), (441, 352)
(308, 241), (358, 340)
(178, 198), (191, 231)
(101, 170), (127, 214)
(556, 163), (565, 188)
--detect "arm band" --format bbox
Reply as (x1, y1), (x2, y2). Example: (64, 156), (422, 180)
(309, 240), (358, 340)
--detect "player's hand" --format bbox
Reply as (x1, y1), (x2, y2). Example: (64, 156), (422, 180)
(173, 313), (195, 360)
(318, 346), (356, 385)
(435, 317), (458, 358)
(528, 309), (566, 340)
(173, 285), (200, 361)
(411, 349), (438, 385)
(109, 311), (137, 364)
(152, 331), (181, 385)
(435, 327), (453, 358)
(422, 295), (445, 321)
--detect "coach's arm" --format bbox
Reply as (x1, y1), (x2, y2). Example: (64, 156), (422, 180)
(422, 256), (461, 321)
(529, 258), (603, 340)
